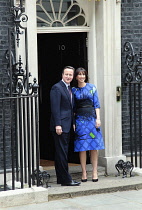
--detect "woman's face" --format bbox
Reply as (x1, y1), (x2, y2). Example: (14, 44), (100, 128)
(76, 71), (86, 83)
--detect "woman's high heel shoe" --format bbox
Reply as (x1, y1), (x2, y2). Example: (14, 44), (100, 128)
(81, 179), (87, 182)
(92, 178), (98, 182)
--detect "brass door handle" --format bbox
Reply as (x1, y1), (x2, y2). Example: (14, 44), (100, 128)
(116, 86), (121, 101)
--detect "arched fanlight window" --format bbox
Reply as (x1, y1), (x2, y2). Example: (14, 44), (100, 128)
(36, 0), (87, 27)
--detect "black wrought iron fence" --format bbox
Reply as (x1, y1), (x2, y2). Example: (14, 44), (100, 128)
(0, 1), (41, 191)
(0, 91), (40, 191)
(123, 42), (142, 168)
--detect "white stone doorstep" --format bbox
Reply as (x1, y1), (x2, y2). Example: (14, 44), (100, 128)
(0, 187), (48, 208)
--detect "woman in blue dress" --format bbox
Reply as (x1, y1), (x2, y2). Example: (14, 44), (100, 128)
(72, 67), (105, 182)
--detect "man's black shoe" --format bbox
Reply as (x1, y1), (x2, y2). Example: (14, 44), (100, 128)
(61, 180), (81, 186)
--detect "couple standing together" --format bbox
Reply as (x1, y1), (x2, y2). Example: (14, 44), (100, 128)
(50, 66), (105, 186)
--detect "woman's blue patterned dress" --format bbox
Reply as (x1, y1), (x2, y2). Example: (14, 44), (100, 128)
(72, 83), (105, 152)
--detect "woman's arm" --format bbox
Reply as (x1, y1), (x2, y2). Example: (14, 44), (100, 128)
(95, 108), (101, 128)
(92, 85), (101, 128)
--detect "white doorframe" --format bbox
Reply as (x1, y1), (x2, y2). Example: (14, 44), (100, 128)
(25, 0), (93, 82)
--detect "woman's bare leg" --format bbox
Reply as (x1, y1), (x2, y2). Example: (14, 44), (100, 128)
(90, 150), (98, 179)
(79, 151), (87, 179)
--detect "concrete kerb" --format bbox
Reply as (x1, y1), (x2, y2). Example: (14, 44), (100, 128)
(48, 184), (142, 201)
(0, 187), (48, 208)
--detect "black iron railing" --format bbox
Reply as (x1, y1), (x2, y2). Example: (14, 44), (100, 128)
(123, 41), (142, 168)
(0, 91), (39, 191)
(0, 0), (42, 191)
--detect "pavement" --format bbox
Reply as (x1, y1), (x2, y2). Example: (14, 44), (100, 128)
(1, 164), (142, 208)
(5, 189), (142, 210)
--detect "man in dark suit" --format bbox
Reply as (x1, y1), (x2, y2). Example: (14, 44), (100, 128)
(50, 66), (80, 186)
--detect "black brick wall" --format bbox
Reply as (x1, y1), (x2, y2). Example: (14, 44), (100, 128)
(0, 0), (14, 95)
(121, 0), (142, 154)
(0, 0), (15, 170)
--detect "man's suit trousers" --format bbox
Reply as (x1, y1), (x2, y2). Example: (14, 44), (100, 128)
(52, 132), (72, 184)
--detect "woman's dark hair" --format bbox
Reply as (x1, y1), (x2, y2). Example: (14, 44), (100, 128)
(73, 67), (88, 87)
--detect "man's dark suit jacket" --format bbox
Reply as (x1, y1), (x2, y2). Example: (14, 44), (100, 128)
(50, 80), (74, 133)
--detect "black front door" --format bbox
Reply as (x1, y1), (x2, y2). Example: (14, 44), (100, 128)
(38, 32), (88, 162)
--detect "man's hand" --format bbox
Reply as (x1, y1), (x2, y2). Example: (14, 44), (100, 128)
(56, 126), (63, 135)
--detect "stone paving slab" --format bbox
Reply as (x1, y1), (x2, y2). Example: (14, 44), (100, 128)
(47, 164), (142, 201)
(48, 174), (142, 201)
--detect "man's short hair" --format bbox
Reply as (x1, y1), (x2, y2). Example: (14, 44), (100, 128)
(62, 66), (75, 74)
